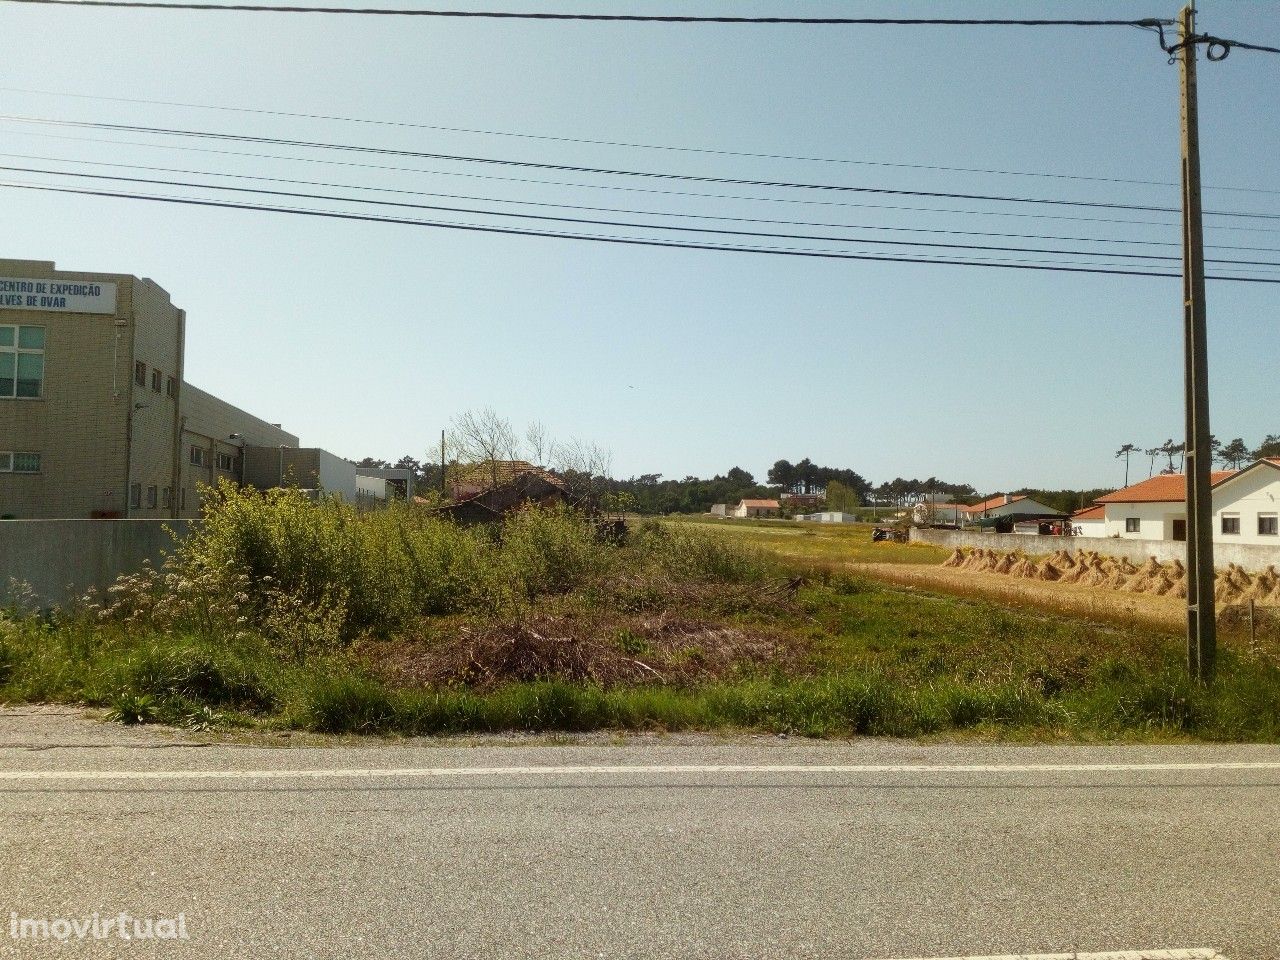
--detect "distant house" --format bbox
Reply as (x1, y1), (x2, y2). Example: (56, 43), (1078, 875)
(1092, 459), (1280, 544)
(961, 493), (1058, 521)
(439, 460), (570, 524)
(734, 498), (780, 518)
(1070, 504), (1106, 538)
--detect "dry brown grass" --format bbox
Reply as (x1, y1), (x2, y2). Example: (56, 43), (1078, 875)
(361, 611), (808, 691)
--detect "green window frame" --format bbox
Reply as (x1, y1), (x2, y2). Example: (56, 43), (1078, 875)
(0, 325), (45, 399)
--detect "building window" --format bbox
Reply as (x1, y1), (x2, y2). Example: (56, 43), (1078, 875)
(151, 368), (162, 392)
(130, 483), (141, 509)
(1221, 514), (1240, 535)
(146, 485), (158, 509)
(0, 325), (45, 399)
(0, 452), (40, 473)
(163, 487), (172, 508)
(1260, 514), (1279, 537)
(135, 361), (146, 387)
(12, 452), (40, 473)
(216, 452), (234, 471)
(190, 446), (208, 467)
(1125, 518), (1140, 533)
(166, 376), (177, 398)
(180, 488), (187, 511)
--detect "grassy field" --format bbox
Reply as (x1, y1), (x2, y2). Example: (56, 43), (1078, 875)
(668, 515), (947, 566)
(672, 515), (1266, 636)
(1, 497), (1277, 741)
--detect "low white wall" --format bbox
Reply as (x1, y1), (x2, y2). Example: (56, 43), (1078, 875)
(0, 519), (193, 608)
(909, 527), (1280, 573)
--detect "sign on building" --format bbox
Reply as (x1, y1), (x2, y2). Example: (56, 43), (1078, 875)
(0, 277), (118, 315)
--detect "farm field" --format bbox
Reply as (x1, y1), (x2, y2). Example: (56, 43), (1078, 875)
(675, 514), (1276, 635)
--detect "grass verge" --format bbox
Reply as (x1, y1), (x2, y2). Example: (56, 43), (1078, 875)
(3, 570), (1277, 741)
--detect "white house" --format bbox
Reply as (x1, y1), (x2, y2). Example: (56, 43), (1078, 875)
(1096, 471), (1233, 540)
(961, 493), (1059, 521)
(795, 511), (858, 523)
(1092, 460), (1280, 543)
(734, 498), (780, 518)
(1210, 458), (1280, 545)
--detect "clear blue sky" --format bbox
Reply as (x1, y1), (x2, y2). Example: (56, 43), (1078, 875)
(2, 0), (1277, 492)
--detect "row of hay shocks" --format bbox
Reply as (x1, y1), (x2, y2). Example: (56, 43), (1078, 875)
(944, 547), (1280, 602)
(943, 547), (1279, 649)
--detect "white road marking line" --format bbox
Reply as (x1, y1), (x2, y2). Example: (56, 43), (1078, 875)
(878, 951), (1222, 960)
(0, 762), (1276, 782)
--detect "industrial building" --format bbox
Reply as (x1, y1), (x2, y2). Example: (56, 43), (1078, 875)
(1, 258), (299, 519)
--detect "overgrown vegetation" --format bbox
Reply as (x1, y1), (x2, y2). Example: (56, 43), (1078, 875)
(0, 483), (1277, 741)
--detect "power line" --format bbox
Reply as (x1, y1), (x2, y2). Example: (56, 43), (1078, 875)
(8, 114), (1280, 220)
(1, 149), (1210, 250)
(10, 161), (1280, 269)
(19, 124), (1280, 234)
(15, 83), (1274, 196)
(0, 2), (1173, 27)
(5, 178), (1279, 283)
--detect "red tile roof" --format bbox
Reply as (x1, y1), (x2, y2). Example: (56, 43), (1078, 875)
(1095, 470), (1237, 504)
(963, 494), (1025, 514)
(448, 460), (567, 500)
(1071, 505), (1105, 521)
(739, 499), (780, 508)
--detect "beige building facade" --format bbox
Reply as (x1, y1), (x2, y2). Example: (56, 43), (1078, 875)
(1, 258), (297, 519)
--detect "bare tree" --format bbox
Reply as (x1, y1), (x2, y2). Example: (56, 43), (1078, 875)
(449, 407), (519, 487)
(525, 420), (550, 467)
(552, 437), (613, 510)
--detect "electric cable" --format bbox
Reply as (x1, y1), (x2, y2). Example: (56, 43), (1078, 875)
(14, 114), (1275, 218)
(11, 84), (1272, 196)
(12, 124), (1280, 235)
(9, 162), (1280, 269)
(4, 179), (1278, 284)
(0, 2), (1174, 27)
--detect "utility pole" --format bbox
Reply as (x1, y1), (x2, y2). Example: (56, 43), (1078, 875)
(1178, 2), (1216, 681)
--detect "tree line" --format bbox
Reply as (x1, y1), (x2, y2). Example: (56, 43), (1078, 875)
(1115, 433), (1280, 485)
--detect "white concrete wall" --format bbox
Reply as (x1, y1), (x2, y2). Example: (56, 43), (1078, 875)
(803, 512), (857, 523)
(1213, 466), (1280, 546)
(1074, 518), (1106, 538)
(316, 450), (357, 501)
(0, 518), (193, 607)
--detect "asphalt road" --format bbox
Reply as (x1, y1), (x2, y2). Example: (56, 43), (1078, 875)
(0, 708), (1277, 960)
